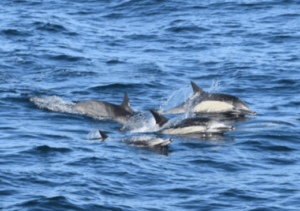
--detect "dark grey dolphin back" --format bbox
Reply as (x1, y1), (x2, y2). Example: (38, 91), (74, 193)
(149, 110), (169, 127)
(120, 92), (133, 114)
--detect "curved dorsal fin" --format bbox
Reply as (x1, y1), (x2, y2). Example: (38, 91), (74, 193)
(191, 81), (206, 95)
(149, 110), (169, 127)
(120, 92), (133, 114)
(99, 130), (108, 140)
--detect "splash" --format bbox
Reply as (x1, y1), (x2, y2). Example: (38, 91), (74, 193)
(209, 78), (220, 93)
(160, 85), (192, 112)
(29, 95), (77, 114)
(86, 130), (103, 140)
(122, 136), (153, 142)
(122, 111), (160, 133)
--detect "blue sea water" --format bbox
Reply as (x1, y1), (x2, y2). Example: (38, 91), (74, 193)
(1, 0), (300, 210)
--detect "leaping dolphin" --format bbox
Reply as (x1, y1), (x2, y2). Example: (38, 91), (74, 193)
(150, 110), (235, 135)
(73, 92), (133, 124)
(164, 81), (256, 116)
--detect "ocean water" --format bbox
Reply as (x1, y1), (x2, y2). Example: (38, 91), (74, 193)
(1, 0), (300, 210)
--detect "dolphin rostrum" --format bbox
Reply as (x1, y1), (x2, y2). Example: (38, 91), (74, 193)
(164, 81), (256, 116)
(150, 110), (235, 135)
(73, 92), (133, 124)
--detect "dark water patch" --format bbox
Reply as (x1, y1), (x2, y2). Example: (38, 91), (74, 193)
(166, 25), (210, 34)
(106, 59), (126, 65)
(25, 145), (72, 155)
(71, 90), (91, 95)
(220, 188), (266, 201)
(52, 69), (97, 78)
(1, 29), (32, 37)
(175, 199), (233, 210)
(278, 13), (300, 18)
(0, 189), (19, 196)
(13, 195), (85, 211)
(249, 207), (283, 211)
(35, 22), (67, 33)
(88, 83), (146, 91)
(266, 157), (297, 165)
(272, 79), (298, 86)
(43, 133), (73, 140)
(124, 34), (158, 41)
(0, 126), (16, 130)
(49, 54), (84, 62)
(103, 12), (125, 19)
(188, 158), (244, 172)
(66, 156), (109, 167)
(266, 34), (300, 44)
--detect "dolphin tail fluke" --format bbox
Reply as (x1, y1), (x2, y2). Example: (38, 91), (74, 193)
(191, 81), (206, 95)
(149, 110), (169, 127)
(99, 130), (108, 140)
(120, 92), (133, 114)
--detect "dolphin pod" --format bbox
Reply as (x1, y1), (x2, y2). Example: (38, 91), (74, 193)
(69, 80), (256, 147)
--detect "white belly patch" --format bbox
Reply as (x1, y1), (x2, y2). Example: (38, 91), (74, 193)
(193, 101), (234, 113)
(162, 126), (206, 135)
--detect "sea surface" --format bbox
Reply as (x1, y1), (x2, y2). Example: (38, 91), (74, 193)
(1, 0), (300, 210)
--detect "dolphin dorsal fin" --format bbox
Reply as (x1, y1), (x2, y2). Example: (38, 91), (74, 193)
(99, 130), (108, 140)
(120, 92), (133, 114)
(191, 81), (206, 95)
(149, 110), (169, 127)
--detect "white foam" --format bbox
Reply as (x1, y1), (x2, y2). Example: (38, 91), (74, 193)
(86, 130), (102, 140)
(122, 111), (160, 133)
(161, 86), (192, 112)
(29, 95), (77, 114)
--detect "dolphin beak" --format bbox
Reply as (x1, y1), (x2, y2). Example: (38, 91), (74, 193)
(238, 109), (257, 116)
(247, 109), (257, 116)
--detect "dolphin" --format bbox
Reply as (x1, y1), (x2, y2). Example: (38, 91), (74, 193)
(97, 130), (173, 149)
(73, 92), (133, 124)
(150, 110), (235, 135)
(164, 81), (256, 116)
(122, 136), (173, 149)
